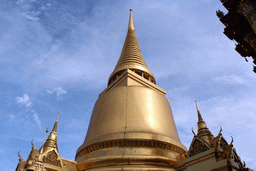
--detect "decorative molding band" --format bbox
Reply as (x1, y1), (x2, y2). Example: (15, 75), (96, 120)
(76, 139), (186, 159)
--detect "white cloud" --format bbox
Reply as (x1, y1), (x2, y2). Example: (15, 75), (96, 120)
(46, 3), (51, 7)
(31, 110), (42, 129)
(24, 14), (40, 21)
(40, 3), (52, 10)
(54, 87), (67, 99)
(20, 11), (40, 21)
(16, 94), (32, 107)
(212, 75), (246, 85)
(46, 89), (53, 94)
(47, 87), (67, 99)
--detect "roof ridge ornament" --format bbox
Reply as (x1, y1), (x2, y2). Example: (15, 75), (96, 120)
(31, 139), (35, 149)
(219, 126), (222, 134)
(192, 128), (196, 136)
(230, 136), (233, 145)
(18, 151), (22, 159)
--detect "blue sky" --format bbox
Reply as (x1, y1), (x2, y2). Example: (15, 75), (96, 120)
(1, 0), (256, 170)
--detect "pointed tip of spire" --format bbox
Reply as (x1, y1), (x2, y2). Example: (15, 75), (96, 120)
(128, 9), (135, 30)
(195, 101), (214, 143)
(195, 100), (203, 122)
(52, 113), (59, 132)
(31, 139), (35, 148)
(195, 100), (199, 111)
(56, 112), (59, 122)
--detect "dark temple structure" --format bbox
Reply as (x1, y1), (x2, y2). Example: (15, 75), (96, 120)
(216, 0), (256, 72)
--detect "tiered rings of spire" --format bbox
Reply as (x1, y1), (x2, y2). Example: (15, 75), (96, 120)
(108, 9), (156, 85)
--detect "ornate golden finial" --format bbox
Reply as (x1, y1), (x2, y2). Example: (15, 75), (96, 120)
(44, 126), (49, 143)
(52, 112), (59, 132)
(195, 100), (214, 143)
(128, 9), (134, 30)
(195, 100), (203, 122)
(41, 113), (60, 153)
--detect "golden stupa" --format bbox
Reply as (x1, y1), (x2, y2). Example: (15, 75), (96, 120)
(75, 9), (187, 171)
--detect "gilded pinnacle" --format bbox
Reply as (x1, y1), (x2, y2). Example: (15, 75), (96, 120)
(195, 100), (214, 143)
(128, 9), (135, 30)
(195, 100), (203, 122)
(42, 113), (59, 153)
(108, 9), (155, 85)
(52, 112), (59, 132)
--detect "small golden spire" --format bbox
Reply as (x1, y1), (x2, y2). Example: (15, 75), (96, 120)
(42, 113), (59, 153)
(195, 100), (203, 122)
(52, 112), (59, 132)
(195, 100), (214, 144)
(128, 9), (135, 30)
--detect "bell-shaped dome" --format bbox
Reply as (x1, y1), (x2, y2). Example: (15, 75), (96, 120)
(76, 10), (186, 171)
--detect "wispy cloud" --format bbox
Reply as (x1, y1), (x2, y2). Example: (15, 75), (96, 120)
(16, 0), (42, 21)
(66, 118), (86, 130)
(16, 94), (32, 107)
(31, 110), (42, 129)
(16, 94), (42, 129)
(212, 75), (246, 85)
(46, 87), (67, 99)
(40, 3), (52, 10)
(54, 87), (67, 99)
(46, 89), (53, 94)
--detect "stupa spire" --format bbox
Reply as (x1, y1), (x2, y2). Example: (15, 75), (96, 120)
(52, 112), (59, 132)
(195, 101), (214, 143)
(108, 9), (155, 85)
(128, 9), (135, 30)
